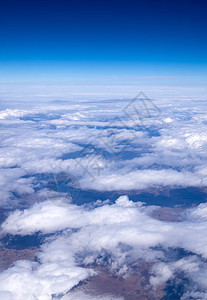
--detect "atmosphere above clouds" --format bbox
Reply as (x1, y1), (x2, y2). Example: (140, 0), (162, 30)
(0, 0), (207, 82)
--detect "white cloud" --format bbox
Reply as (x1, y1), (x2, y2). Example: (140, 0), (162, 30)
(1, 94), (207, 201)
(1, 194), (207, 298)
(1, 88), (207, 299)
(0, 253), (95, 300)
(79, 169), (205, 191)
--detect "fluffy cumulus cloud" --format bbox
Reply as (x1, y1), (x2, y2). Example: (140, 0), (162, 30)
(0, 87), (207, 299)
(79, 168), (206, 191)
(1, 196), (207, 298)
(0, 250), (95, 300)
(1, 93), (207, 201)
(0, 95), (207, 204)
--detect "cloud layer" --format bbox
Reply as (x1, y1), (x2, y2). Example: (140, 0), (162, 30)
(1, 196), (207, 299)
(0, 89), (207, 299)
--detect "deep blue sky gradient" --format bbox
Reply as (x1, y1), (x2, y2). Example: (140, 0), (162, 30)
(0, 0), (207, 82)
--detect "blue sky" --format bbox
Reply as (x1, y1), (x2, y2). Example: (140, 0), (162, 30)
(0, 0), (207, 82)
